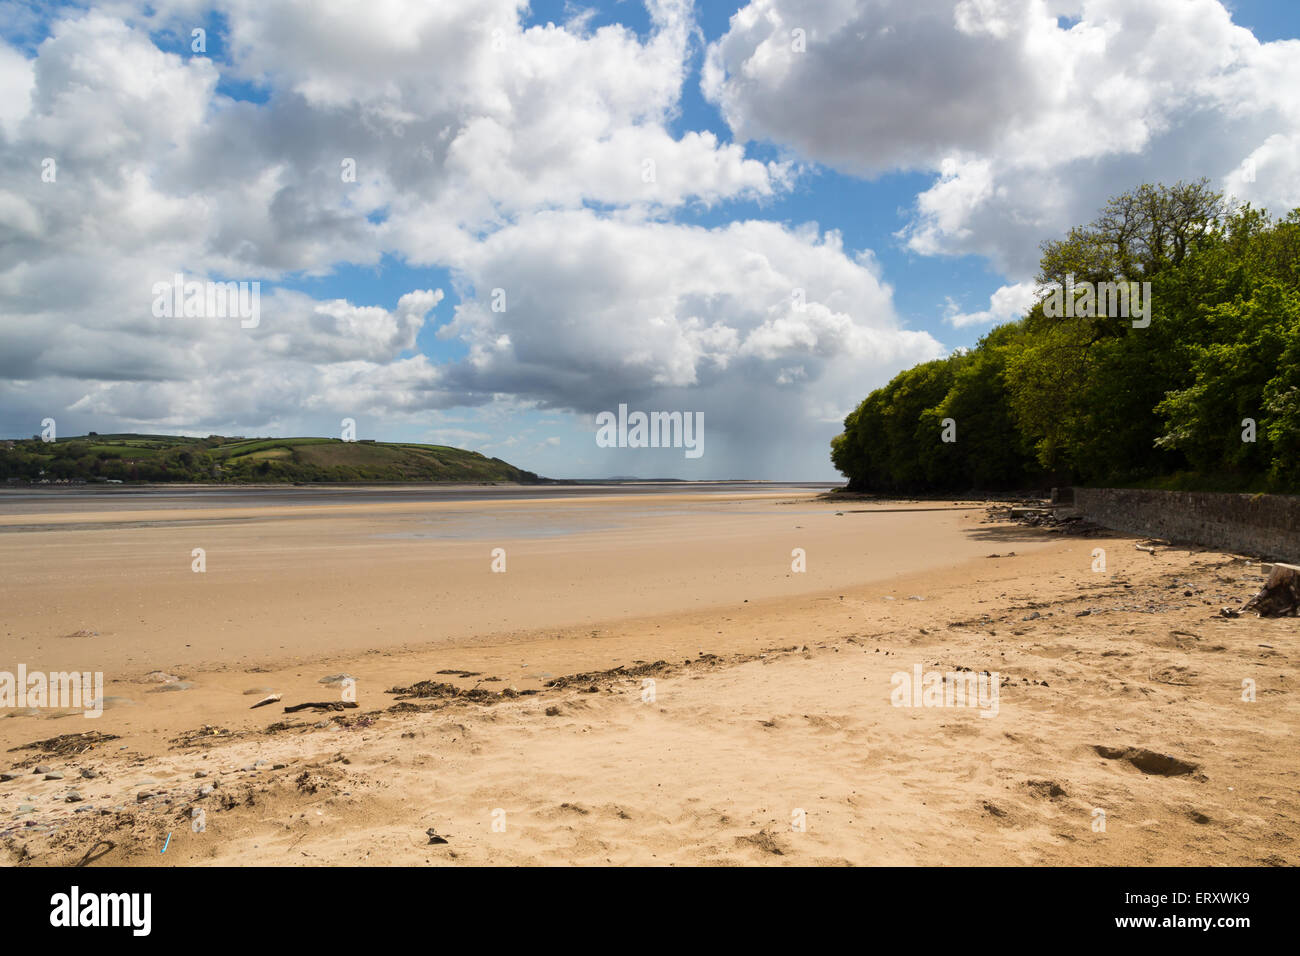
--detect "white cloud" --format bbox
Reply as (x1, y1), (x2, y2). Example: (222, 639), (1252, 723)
(1222, 132), (1300, 214)
(707, 0), (1300, 273)
(0, 39), (34, 137)
(944, 280), (1038, 329)
(433, 209), (942, 473)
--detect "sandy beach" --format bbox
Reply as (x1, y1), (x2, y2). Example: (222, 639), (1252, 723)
(1, 488), (1295, 866)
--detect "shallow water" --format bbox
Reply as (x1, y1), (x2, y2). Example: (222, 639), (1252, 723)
(0, 481), (839, 515)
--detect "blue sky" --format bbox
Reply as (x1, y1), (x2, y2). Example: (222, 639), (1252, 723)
(3, 0), (1298, 477)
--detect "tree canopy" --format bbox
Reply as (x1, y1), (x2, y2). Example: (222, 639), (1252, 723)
(831, 182), (1300, 493)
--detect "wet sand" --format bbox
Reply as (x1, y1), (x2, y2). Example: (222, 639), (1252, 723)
(0, 490), (1295, 865)
(0, 481), (837, 515)
(0, 489), (990, 675)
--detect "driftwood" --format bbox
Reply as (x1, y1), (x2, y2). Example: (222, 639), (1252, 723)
(1241, 564), (1300, 618)
(282, 701), (359, 714)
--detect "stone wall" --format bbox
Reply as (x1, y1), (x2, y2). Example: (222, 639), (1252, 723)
(1073, 488), (1300, 562)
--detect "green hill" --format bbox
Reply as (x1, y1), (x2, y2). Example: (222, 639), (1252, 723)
(0, 433), (542, 484)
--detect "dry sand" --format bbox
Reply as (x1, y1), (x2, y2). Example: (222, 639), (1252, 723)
(0, 490), (1295, 866)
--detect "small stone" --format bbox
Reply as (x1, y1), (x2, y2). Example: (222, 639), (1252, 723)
(44, 771), (64, 780)
(65, 791), (83, 803)
(33, 765), (51, 774)
(79, 768), (99, 779)
(193, 770), (208, 778)
(198, 784), (215, 797)
(0, 771), (21, 782)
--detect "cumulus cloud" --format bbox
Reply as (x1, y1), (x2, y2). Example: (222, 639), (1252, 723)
(944, 280), (1038, 329)
(0, 3), (796, 442)
(432, 210), (942, 474)
(706, 0), (1300, 274)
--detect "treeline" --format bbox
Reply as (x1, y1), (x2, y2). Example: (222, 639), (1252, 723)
(831, 181), (1300, 494)
(1, 435), (223, 483)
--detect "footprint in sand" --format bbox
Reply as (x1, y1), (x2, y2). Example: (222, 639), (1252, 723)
(1093, 745), (1198, 776)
